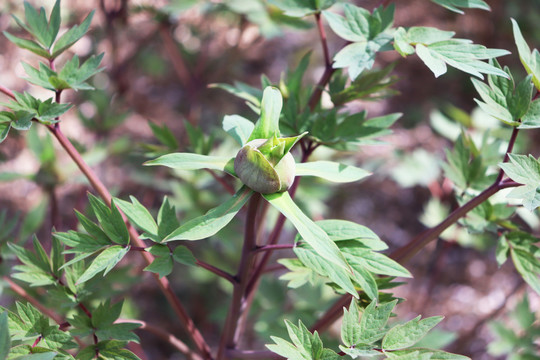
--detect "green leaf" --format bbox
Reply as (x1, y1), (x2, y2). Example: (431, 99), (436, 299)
(264, 191), (350, 272)
(341, 300), (361, 347)
(267, 320), (327, 360)
(3, 32), (50, 58)
(144, 153), (236, 176)
(96, 323), (141, 343)
(499, 154), (540, 211)
(359, 300), (398, 343)
(172, 246), (197, 266)
(114, 196), (158, 237)
(394, 27), (510, 79)
(430, 0), (490, 14)
(520, 99), (540, 129)
(495, 236), (510, 266)
(295, 161), (371, 183)
(149, 122), (178, 150)
(248, 86), (283, 141)
(209, 82), (262, 109)
(382, 316), (444, 350)
(144, 256), (173, 278)
(165, 186), (253, 241)
(510, 248), (540, 294)
(0, 312), (10, 360)
(3, 92), (72, 124)
(14, 353), (58, 360)
(511, 19), (540, 91)
(52, 11), (95, 59)
(343, 249), (412, 278)
(87, 194), (130, 245)
(223, 114), (255, 146)
(157, 197), (179, 240)
(0, 122), (11, 143)
(316, 219), (388, 251)
(77, 245), (130, 284)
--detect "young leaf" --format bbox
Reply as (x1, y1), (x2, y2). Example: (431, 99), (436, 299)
(499, 154), (540, 211)
(52, 11), (95, 59)
(394, 27), (510, 79)
(382, 316), (444, 350)
(520, 99), (540, 129)
(248, 87), (283, 141)
(341, 300), (361, 347)
(430, 0), (490, 14)
(3, 32), (50, 58)
(511, 19), (540, 91)
(165, 186), (253, 241)
(114, 196), (158, 237)
(264, 191), (350, 272)
(149, 122), (179, 150)
(144, 153), (236, 176)
(87, 194), (130, 245)
(157, 197), (179, 240)
(76, 245), (130, 284)
(223, 114), (255, 146)
(295, 161), (371, 183)
(359, 300), (398, 344)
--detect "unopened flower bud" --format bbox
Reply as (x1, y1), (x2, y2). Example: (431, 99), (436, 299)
(234, 138), (295, 194)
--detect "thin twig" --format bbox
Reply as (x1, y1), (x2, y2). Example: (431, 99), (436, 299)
(315, 13), (331, 68)
(3, 276), (64, 325)
(253, 244), (294, 253)
(116, 319), (202, 360)
(197, 259), (237, 284)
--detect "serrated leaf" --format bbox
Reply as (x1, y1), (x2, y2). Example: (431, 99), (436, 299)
(295, 161), (371, 183)
(144, 153), (236, 176)
(359, 299), (397, 343)
(96, 323), (141, 343)
(499, 154), (540, 211)
(0, 122), (11, 143)
(223, 114), (254, 146)
(382, 316), (444, 350)
(14, 353), (58, 360)
(165, 186), (252, 241)
(344, 249), (412, 278)
(114, 196), (158, 236)
(510, 248), (540, 294)
(76, 246), (130, 284)
(248, 87), (283, 141)
(520, 99), (540, 129)
(341, 300), (361, 347)
(264, 191), (350, 272)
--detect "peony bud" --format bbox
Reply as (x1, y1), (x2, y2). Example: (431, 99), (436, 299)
(234, 138), (295, 194)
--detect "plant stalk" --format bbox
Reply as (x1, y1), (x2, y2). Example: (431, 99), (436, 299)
(217, 193), (261, 360)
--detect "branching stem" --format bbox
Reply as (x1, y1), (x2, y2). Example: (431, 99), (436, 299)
(217, 194), (261, 360)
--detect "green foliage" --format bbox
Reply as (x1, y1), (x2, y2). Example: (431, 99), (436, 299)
(3, 92), (71, 125)
(324, 4), (395, 80)
(471, 62), (533, 126)
(269, 0), (336, 17)
(4, 0), (94, 60)
(393, 26), (510, 79)
(488, 295), (540, 359)
(499, 154), (540, 211)
(512, 19), (540, 91)
(23, 55), (104, 92)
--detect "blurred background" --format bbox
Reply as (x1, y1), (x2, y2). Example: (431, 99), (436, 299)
(0, 0), (539, 359)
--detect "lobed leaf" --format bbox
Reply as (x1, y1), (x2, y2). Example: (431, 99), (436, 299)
(382, 316), (444, 350)
(76, 245), (130, 284)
